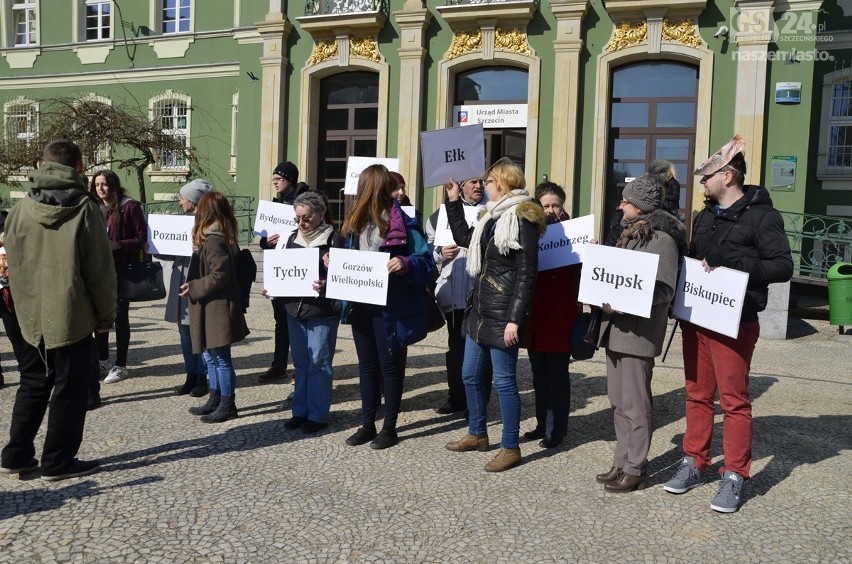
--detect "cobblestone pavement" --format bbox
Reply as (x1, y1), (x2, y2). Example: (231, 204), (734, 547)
(0, 291), (850, 562)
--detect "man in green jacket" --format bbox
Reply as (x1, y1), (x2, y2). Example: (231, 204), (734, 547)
(0, 140), (116, 481)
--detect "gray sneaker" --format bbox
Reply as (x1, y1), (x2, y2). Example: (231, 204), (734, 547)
(710, 470), (744, 513)
(663, 456), (703, 494)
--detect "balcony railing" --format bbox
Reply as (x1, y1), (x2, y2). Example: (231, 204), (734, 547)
(304, 0), (387, 16)
(142, 195), (256, 246)
(444, 0), (538, 5)
(780, 211), (852, 280)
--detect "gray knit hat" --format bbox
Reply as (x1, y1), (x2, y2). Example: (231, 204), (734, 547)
(179, 179), (215, 205)
(621, 173), (664, 213)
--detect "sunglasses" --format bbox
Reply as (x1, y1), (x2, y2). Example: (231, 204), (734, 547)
(294, 214), (315, 224)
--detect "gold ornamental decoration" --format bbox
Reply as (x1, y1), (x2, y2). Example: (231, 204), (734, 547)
(308, 40), (338, 66)
(662, 19), (703, 49)
(494, 28), (532, 56)
(605, 21), (648, 52)
(447, 30), (482, 60)
(349, 37), (381, 62)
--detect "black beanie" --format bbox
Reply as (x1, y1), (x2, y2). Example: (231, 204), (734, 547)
(273, 161), (298, 184)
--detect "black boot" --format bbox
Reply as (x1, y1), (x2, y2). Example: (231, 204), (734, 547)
(201, 394), (238, 423)
(189, 374), (209, 398)
(175, 373), (195, 396)
(189, 389), (220, 416)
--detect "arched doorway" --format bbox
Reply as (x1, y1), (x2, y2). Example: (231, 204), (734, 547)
(605, 61), (698, 232)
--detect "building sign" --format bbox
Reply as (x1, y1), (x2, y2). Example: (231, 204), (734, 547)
(775, 82), (801, 104)
(453, 104), (528, 129)
(770, 155), (797, 191)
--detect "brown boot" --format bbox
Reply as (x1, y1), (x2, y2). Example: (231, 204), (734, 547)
(258, 365), (287, 383)
(445, 433), (489, 452)
(595, 466), (621, 484)
(484, 448), (521, 472)
(604, 472), (647, 493)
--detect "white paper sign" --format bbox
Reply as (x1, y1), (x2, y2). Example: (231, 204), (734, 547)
(401, 205), (416, 219)
(672, 257), (750, 338)
(147, 214), (195, 257)
(578, 244), (659, 319)
(344, 157), (400, 196)
(325, 248), (390, 306)
(432, 204), (483, 247)
(537, 215), (595, 271)
(263, 248), (320, 298)
(253, 200), (297, 237)
(420, 124), (486, 188)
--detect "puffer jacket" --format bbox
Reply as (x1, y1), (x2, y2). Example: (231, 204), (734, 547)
(446, 196), (546, 348)
(280, 227), (341, 319)
(5, 162), (117, 349)
(690, 185), (793, 322)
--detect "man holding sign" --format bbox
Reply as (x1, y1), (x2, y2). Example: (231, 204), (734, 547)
(663, 135), (792, 513)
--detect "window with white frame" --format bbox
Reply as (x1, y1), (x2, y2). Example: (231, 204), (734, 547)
(827, 80), (852, 170)
(162, 0), (190, 34)
(3, 97), (38, 147)
(151, 92), (190, 170)
(85, 0), (111, 41)
(11, 0), (38, 46)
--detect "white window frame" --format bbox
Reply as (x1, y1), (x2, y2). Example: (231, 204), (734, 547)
(817, 68), (852, 188)
(150, 0), (193, 36)
(148, 90), (191, 181)
(83, 0), (112, 42)
(6, 0), (39, 47)
(3, 96), (39, 178)
(76, 93), (113, 171)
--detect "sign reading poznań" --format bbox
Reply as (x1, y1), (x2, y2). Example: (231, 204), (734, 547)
(537, 215), (594, 271)
(147, 214), (195, 257)
(325, 248), (390, 306)
(432, 204), (483, 247)
(578, 244), (660, 319)
(263, 248), (320, 298)
(253, 200), (297, 238)
(672, 257), (750, 338)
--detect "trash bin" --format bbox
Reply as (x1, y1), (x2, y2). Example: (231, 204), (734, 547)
(827, 262), (852, 325)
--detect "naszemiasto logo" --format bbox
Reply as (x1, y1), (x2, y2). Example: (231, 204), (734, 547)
(728, 7), (832, 43)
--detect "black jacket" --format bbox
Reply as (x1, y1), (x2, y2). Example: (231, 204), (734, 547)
(280, 228), (341, 319)
(446, 197), (545, 348)
(690, 185), (793, 322)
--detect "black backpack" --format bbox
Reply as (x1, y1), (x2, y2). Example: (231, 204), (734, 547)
(235, 248), (257, 313)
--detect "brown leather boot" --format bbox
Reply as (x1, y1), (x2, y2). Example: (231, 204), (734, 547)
(484, 448), (521, 472)
(445, 433), (489, 452)
(595, 466), (621, 484)
(604, 472), (647, 492)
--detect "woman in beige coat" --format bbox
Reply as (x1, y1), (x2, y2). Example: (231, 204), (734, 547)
(181, 192), (249, 423)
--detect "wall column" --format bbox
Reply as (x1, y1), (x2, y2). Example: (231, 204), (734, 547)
(393, 1), (432, 206)
(550, 0), (588, 214)
(256, 6), (293, 201)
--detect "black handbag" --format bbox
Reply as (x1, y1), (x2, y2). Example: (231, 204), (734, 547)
(116, 258), (166, 302)
(571, 310), (598, 361)
(426, 287), (446, 333)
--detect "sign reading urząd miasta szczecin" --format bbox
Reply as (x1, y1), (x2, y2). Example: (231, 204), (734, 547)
(671, 257), (749, 339)
(325, 248), (391, 307)
(147, 214), (196, 257)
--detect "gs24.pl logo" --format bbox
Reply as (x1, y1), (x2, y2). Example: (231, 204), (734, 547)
(729, 8), (830, 42)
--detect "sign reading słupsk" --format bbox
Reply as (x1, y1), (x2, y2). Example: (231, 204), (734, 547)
(578, 244), (660, 319)
(263, 248), (320, 298)
(325, 248), (390, 306)
(537, 215), (594, 271)
(672, 257), (750, 339)
(147, 214), (195, 257)
(453, 104), (528, 129)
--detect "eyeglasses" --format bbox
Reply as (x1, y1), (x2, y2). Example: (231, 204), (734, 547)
(294, 214), (315, 224)
(619, 199), (631, 206)
(484, 178), (496, 185)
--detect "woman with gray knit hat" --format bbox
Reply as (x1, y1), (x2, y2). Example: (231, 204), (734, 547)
(593, 172), (685, 492)
(156, 179), (214, 396)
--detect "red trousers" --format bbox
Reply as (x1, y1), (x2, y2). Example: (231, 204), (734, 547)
(681, 321), (760, 479)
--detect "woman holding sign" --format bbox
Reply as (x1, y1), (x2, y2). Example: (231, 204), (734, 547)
(594, 173), (684, 492)
(181, 193), (250, 423)
(337, 165), (436, 450)
(443, 158), (546, 473)
(279, 192), (341, 434)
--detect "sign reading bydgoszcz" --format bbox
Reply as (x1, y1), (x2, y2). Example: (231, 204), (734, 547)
(420, 124), (486, 188)
(263, 248), (320, 298)
(253, 200), (297, 238)
(453, 104), (528, 129)
(343, 156), (400, 196)
(432, 204), (483, 247)
(325, 248), (390, 306)
(538, 214), (594, 271)
(672, 257), (750, 338)
(578, 244), (660, 319)
(147, 214), (195, 257)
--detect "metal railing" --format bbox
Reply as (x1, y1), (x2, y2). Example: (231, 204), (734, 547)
(444, 0), (537, 5)
(780, 211), (852, 280)
(142, 195), (256, 246)
(304, 0), (387, 16)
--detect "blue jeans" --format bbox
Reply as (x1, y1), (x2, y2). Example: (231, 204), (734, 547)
(178, 323), (206, 378)
(287, 315), (339, 423)
(202, 345), (236, 397)
(463, 335), (521, 449)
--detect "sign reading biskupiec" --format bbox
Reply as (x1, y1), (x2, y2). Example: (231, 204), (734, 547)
(672, 257), (750, 338)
